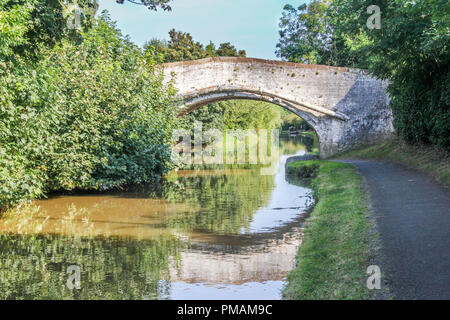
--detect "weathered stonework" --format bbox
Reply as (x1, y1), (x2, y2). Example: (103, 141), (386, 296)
(162, 57), (394, 158)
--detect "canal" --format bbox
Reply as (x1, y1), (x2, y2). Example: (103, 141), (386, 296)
(0, 134), (317, 299)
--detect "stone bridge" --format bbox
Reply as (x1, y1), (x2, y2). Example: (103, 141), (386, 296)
(162, 57), (394, 158)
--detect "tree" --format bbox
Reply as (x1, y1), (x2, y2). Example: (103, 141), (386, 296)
(276, 1), (362, 67)
(0, 10), (178, 210)
(216, 42), (246, 57)
(165, 29), (207, 62)
(144, 30), (247, 63)
(205, 41), (217, 57)
(224, 100), (281, 130)
(0, 0), (68, 60)
(367, 0), (449, 148)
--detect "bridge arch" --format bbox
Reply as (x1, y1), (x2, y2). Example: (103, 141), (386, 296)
(176, 89), (323, 151)
(162, 57), (394, 158)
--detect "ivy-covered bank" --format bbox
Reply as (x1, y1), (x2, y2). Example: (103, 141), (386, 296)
(283, 161), (374, 299)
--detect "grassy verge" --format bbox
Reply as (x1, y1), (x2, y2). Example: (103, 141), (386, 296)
(333, 137), (449, 187)
(283, 160), (373, 299)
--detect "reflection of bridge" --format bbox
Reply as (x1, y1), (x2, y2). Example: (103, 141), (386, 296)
(163, 57), (394, 158)
(169, 228), (303, 284)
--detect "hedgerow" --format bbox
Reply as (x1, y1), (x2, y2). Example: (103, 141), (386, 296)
(0, 11), (178, 210)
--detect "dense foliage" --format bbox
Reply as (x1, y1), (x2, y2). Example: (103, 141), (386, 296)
(277, 0), (449, 149)
(281, 113), (312, 132)
(180, 100), (283, 132)
(0, 3), (178, 210)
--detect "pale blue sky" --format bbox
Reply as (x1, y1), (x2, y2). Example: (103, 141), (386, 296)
(97, 0), (305, 60)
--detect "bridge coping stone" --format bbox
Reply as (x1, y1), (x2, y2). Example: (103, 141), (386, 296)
(163, 57), (364, 75)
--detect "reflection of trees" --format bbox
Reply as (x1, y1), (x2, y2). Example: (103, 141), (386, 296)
(0, 234), (183, 300)
(156, 170), (275, 234)
(280, 134), (317, 154)
(299, 135), (315, 152)
(154, 135), (317, 234)
(280, 137), (306, 155)
(281, 113), (312, 131)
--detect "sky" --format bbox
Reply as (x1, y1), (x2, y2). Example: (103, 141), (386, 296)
(97, 0), (305, 60)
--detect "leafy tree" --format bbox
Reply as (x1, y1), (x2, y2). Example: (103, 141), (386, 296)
(281, 113), (312, 131)
(180, 100), (282, 134)
(164, 29), (207, 62)
(0, 10), (178, 210)
(276, 1), (360, 67)
(0, 0), (31, 58)
(223, 100), (281, 130)
(330, 0), (449, 148)
(205, 41), (217, 57)
(0, 0), (68, 60)
(181, 102), (228, 132)
(276, 2), (329, 64)
(216, 42), (246, 58)
(144, 29), (247, 63)
(145, 38), (169, 63)
(0, 0), (171, 61)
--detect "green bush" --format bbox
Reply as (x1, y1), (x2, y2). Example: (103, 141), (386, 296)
(0, 12), (178, 210)
(389, 69), (449, 149)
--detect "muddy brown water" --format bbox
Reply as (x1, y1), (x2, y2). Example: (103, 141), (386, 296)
(0, 135), (316, 299)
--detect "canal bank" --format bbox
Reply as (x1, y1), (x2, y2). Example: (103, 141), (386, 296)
(282, 160), (376, 299)
(284, 147), (450, 299)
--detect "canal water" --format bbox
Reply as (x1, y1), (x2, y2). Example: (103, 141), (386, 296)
(0, 135), (317, 299)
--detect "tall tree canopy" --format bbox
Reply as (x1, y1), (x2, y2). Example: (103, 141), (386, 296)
(144, 29), (246, 63)
(276, 0), (363, 67)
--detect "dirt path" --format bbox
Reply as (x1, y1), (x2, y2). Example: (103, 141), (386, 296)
(341, 159), (450, 300)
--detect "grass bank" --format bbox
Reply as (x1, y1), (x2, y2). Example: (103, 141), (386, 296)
(333, 137), (449, 187)
(283, 160), (374, 300)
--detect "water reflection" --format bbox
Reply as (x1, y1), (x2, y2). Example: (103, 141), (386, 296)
(0, 234), (181, 300)
(0, 134), (317, 300)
